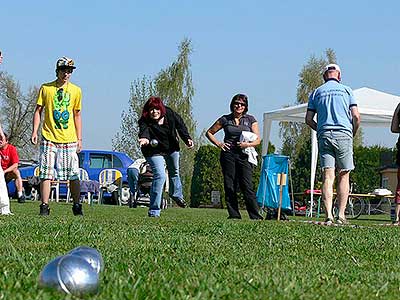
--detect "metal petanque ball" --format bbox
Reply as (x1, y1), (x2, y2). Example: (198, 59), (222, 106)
(150, 139), (159, 147)
(68, 246), (104, 274)
(38, 254), (99, 296)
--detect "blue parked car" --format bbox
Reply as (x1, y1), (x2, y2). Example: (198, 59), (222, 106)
(8, 149), (134, 204)
(78, 149), (134, 204)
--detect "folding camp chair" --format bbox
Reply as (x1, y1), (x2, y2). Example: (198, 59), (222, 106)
(98, 169), (123, 205)
(33, 166), (61, 202)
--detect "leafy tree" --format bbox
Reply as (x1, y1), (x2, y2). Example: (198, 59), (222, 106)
(113, 38), (196, 199)
(190, 145), (224, 207)
(153, 39), (197, 199)
(112, 76), (154, 158)
(351, 145), (390, 193)
(0, 71), (38, 159)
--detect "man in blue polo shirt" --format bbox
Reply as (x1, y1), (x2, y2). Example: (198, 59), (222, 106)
(305, 63), (361, 225)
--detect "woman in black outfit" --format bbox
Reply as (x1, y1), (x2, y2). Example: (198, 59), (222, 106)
(206, 94), (263, 220)
(391, 103), (400, 224)
(138, 97), (194, 217)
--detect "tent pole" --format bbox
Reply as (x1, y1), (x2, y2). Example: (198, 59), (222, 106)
(262, 115), (272, 156)
(289, 159), (295, 216)
(309, 129), (318, 218)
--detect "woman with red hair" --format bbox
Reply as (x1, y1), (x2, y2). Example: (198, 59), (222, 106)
(138, 97), (194, 217)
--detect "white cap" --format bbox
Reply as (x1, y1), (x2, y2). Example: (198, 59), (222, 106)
(56, 56), (76, 69)
(324, 63), (341, 73)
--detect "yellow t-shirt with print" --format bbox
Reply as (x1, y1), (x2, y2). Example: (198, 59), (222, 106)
(36, 80), (82, 143)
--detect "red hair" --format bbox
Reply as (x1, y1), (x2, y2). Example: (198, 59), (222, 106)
(141, 97), (166, 120)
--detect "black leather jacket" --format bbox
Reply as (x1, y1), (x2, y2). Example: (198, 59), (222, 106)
(139, 107), (192, 157)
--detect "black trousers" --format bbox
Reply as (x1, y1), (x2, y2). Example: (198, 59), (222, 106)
(220, 150), (263, 220)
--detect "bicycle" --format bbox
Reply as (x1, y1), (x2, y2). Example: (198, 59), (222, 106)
(333, 194), (365, 219)
(331, 182), (367, 219)
(333, 184), (393, 219)
(305, 184), (392, 220)
(306, 193), (365, 219)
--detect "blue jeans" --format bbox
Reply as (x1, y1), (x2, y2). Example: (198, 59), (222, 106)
(146, 151), (183, 217)
(127, 168), (139, 194)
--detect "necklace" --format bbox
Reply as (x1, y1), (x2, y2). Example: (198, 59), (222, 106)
(233, 113), (242, 126)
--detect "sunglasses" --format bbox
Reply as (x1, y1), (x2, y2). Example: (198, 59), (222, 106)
(59, 68), (74, 74)
(233, 102), (246, 107)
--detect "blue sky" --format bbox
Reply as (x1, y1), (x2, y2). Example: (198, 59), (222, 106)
(2, 0), (400, 155)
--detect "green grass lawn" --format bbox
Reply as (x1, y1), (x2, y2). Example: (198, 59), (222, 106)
(1, 201), (400, 300)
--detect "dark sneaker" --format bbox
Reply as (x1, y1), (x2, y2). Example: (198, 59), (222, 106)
(72, 203), (83, 216)
(39, 203), (50, 216)
(17, 194), (26, 203)
(171, 196), (187, 208)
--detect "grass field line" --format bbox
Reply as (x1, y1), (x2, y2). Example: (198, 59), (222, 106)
(1, 202), (400, 299)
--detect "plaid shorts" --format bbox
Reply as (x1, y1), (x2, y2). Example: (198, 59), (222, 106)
(39, 139), (79, 180)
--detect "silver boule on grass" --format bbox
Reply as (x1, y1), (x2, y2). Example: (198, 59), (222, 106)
(38, 254), (99, 296)
(68, 246), (104, 274)
(150, 139), (159, 147)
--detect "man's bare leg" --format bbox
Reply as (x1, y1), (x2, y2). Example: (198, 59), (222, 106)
(336, 170), (350, 220)
(40, 179), (51, 204)
(12, 169), (23, 197)
(394, 203), (400, 224)
(322, 168), (335, 220)
(70, 179), (83, 215)
(69, 179), (81, 204)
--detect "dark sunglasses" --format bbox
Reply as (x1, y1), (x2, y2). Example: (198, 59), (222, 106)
(233, 102), (246, 107)
(59, 68), (74, 74)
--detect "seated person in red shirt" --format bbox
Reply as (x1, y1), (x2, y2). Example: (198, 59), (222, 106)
(0, 134), (25, 203)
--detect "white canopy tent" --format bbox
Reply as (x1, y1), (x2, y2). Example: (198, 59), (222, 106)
(261, 87), (400, 216)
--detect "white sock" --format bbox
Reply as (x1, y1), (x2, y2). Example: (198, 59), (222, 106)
(18, 191), (23, 197)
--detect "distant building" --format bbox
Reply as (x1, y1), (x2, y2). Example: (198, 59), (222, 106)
(379, 151), (397, 193)
(380, 165), (397, 193)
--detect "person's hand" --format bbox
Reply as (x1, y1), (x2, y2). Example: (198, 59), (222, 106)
(139, 138), (150, 147)
(77, 140), (82, 153)
(238, 141), (251, 149)
(218, 142), (231, 151)
(187, 139), (194, 149)
(31, 133), (38, 145)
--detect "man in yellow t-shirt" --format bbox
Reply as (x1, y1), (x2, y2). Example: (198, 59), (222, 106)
(31, 56), (83, 216)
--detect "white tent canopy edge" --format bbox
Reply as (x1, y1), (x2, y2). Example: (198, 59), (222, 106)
(261, 87), (400, 216)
